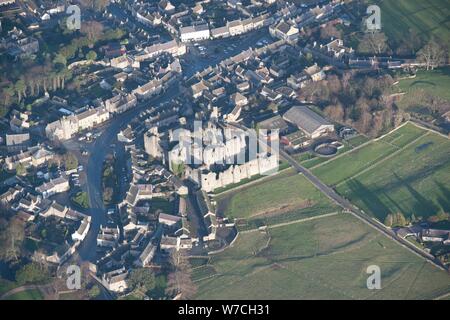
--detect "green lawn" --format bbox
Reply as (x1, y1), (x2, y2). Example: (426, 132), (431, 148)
(215, 169), (338, 229)
(6, 289), (44, 300)
(313, 123), (450, 222)
(312, 140), (398, 186)
(397, 68), (450, 103)
(396, 68), (450, 118)
(0, 279), (17, 296)
(379, 123), (426, 147)
(376, 0), (450, 47)
(346, 135), (371, 148)
(195, 213), (450, 299)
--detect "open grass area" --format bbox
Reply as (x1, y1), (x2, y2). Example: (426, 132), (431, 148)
(6, 289), (44, 300)
(312, 140), (399, 186)
(397, 68), (450, 103)
(379, 123), (426, 147)
(0, 279), (17, 296)
(195, 213), (450, 299)
(375, 0), (450, 47)
(313, 123), (450, 222)
(215, 169), (339, 229)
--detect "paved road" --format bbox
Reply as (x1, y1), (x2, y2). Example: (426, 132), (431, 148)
(75, 29), (276, 262)
(279, 148), (448, 271)
(77, 84), (181, 261)
(228, 122), (448, 271)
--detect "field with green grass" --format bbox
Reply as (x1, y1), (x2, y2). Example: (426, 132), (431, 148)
(195, 213), (450, 299)
(0, 279), (17, 296)
(215, 169), (339, 230)
(395, 68), (450, 120)
(376, 0), (450, 46)
(6, 289), (44, 300)
(397, 68), (450, 103)
(313, 123), (450, 221)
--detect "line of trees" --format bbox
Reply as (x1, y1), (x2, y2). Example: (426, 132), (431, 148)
(301, 72), (407, 137)
(0, 20), (125, 116)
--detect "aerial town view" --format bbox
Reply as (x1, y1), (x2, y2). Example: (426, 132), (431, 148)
(0, 0), (449, 307)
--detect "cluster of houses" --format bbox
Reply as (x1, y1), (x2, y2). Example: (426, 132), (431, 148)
(94, 135), (224, 293)
(4, 0), (415, 296)
(0, 180), (91, 265)
(45, 48), (184, 141)
(0, 26), (39, 58)
(396, 226), (450, 247)
(125, 0), (341, 45)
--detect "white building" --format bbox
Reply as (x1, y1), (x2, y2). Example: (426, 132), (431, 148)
(136, 40), (186, 61)
(35, 176), (70, 198)
(180, 24), (210, 42)
(45, 107), (110, 140)
(71, 216), (91, 242)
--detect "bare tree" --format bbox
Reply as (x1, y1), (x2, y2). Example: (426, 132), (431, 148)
(81, 21), (104, 44)
(166, 251), (197, 299)
(320, 23), (342, 40)
(1, 218), (25, 261)
(417, 39), (447, 70)
(358, 32), (389, 55)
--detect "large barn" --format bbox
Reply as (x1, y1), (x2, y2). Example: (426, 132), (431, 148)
(283, 106), (334, 138)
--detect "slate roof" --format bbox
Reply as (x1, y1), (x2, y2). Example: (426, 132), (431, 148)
(283, 106), (332, 136)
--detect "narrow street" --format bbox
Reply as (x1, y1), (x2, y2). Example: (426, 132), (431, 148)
(73, 29), (276, 262)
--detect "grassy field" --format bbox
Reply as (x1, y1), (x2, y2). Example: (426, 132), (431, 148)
(397, 68), (450, 103)
(313, 123), (450, 221)
(312, 140), (399, 186)
(6, 289), (44, 300)
(0, 279), (17, 296)
(195, 213), (450, 299)
(376, 0), (450, 46)
(396, 68), (450, 119)
(215, 169), (339, 229)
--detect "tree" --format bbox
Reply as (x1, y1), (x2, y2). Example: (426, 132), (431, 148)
(14, 79), (26, 103)
(166, 251), (197, 299)
(358, 32), (389, 54)
(86, 50), (97, 61)
(417, 39), (446, 70)
(385, 212), (408, 227)
(384, 214), (394, 227)
(15, 163), (27, 176)
(88, 285), (101, 298)
(0, 218), (25, 261)
(127, 268), (156, 293)
(81, 21), (104, 44)
(320, 23), (342, 40)
(324, 103), (345, 122)
(15, 262), (50, 285)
